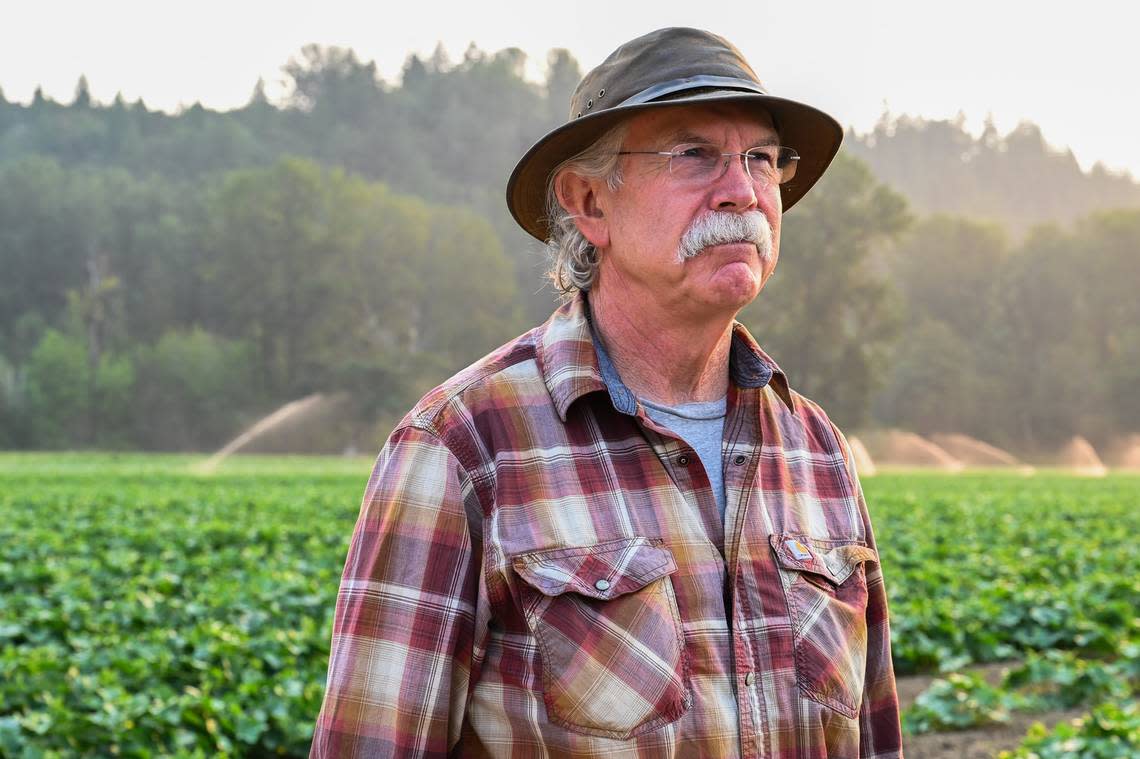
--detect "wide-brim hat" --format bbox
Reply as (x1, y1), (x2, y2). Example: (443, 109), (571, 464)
(506, 27), (844, 242)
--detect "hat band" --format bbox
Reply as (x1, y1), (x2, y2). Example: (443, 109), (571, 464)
(617, 75), (769, 107)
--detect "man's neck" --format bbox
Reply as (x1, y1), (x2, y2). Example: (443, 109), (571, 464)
(587, 288), (735, 407)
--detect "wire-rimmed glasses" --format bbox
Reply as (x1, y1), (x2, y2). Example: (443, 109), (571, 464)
(617, 143), (800, 185)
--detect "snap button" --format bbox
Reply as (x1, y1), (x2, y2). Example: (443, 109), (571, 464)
(677, 455), (690, 466)
(594, 579), (611, 591)
(745, 672), (756, 686)
(734, 454), (747, 466)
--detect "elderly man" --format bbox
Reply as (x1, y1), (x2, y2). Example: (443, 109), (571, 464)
(311, 27), (901, 758)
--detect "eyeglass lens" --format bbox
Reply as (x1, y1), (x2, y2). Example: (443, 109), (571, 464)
(668, 145), (797, 184)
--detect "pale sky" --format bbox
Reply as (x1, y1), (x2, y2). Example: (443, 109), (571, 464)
(3, 0), (1138, 178)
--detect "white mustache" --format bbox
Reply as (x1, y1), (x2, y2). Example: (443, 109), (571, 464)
(676, 211), (772, 263)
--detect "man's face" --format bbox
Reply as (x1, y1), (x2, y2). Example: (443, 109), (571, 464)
(590, 103), (783, 321)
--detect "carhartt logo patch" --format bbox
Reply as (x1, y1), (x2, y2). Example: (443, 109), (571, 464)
(786, 538), (813, 561)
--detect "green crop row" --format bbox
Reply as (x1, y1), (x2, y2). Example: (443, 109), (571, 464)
(0, 468), (362, 757)
(1000, 700), (1140, 759)
(1, 456), (1138, 756)
(903, 645), (1140, 735)
(865, 474), (1140, 675)
(874, 474), (1140, 754)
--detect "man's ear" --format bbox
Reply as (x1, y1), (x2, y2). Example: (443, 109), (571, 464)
(553, 170), (610, 250)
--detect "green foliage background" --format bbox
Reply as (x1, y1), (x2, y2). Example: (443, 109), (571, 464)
(1, 43), (1138, 453)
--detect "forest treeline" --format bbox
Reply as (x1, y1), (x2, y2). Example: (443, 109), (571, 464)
(0, 44), (1137, 454)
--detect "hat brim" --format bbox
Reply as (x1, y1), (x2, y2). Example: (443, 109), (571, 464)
(506, 92), (844, 242)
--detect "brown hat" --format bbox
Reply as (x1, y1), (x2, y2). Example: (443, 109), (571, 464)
(506, 27), (844, 242)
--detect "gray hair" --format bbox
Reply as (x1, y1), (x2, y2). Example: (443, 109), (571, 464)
(543, 122), (630, 294)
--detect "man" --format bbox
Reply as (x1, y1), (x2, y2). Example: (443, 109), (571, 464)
(311, 27), (901, 758)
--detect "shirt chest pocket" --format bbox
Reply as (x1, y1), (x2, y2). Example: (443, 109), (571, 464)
(770, 534), (878, 719)
(511, 537), (692, 740)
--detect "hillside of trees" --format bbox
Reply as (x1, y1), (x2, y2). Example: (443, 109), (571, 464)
(1, 43), (1137, 454)
(847, 113), (1140, 234)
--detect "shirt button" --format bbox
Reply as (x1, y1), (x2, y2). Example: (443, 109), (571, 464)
(594, 579), (611, 591)
(678, 455), (690, 466)
(745, 672), (756, 686)
(734, 454), (747, 466)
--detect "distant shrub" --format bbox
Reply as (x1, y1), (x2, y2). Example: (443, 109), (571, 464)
(131, 328), (254, 450)
(22, 329), (134, 448)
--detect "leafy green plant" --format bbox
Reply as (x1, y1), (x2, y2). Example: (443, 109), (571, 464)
(1003, 648), (1138, 709)
(903, 672), (1028, 734)
(1000, 701), (1140, 759)
(903, 643), (1140, 737)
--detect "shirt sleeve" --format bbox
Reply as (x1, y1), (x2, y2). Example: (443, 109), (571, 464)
(310, 424), (483, 758)
(831, 423), (904, 758)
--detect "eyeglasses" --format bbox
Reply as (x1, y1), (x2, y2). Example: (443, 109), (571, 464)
(616, 143), (800, 185)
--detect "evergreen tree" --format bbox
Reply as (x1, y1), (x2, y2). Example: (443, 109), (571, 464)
(73, 75), (92, 108)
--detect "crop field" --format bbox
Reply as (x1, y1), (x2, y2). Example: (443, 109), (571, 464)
(1, 453), (1138, 757)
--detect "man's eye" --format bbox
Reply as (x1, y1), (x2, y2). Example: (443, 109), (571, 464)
(674, 145), (718, 160)
(746, 148), (777, 166)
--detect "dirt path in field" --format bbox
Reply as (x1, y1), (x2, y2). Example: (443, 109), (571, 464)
(897, 663), (1084, 758)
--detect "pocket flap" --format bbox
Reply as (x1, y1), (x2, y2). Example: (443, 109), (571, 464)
(769, 534), (878, 586)
(512, 537), (677, 600)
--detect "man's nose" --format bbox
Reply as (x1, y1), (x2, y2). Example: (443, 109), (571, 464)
(712, 153), (758, 210)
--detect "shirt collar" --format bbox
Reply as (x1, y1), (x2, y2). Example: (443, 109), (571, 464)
(538, 291), (794, 421)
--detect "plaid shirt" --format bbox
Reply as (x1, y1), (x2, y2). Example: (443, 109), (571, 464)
(311, 294), (902, 758)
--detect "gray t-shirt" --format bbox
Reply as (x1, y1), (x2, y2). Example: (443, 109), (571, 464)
(640, 396), (728, 522)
